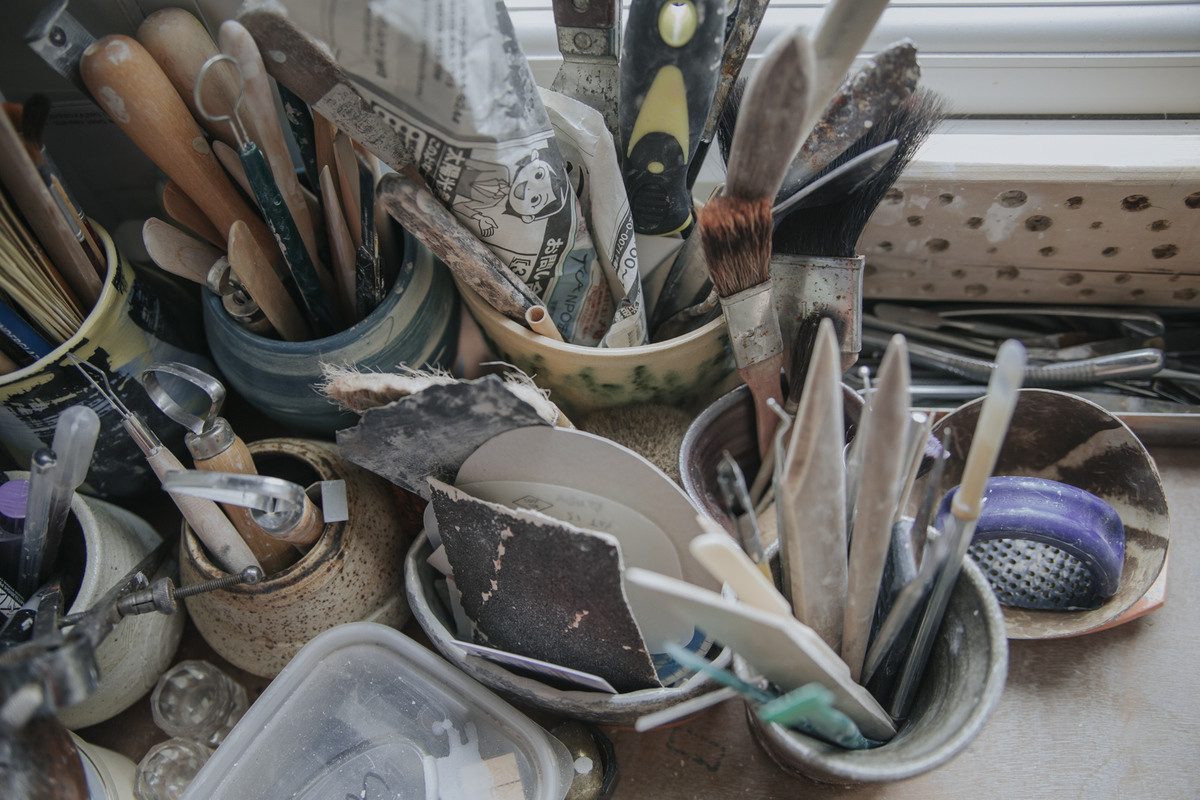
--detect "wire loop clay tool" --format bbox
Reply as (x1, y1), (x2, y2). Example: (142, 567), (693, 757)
(194, 54), (338, 338)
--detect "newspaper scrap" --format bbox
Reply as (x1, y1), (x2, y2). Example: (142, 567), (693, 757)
(540, 87), (647, 347)
(277, 0), (647, 346)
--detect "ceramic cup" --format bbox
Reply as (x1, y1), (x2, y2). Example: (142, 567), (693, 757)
(457, 280), (738, 418)
(930, 388), (1170, 639)
(202, 229), (459, 434)
(0, 226), (212, 499)
(0, 472), (185, 730)
(679, 382), (864, 534)
(741, 557), (1007, 786)
(179, 438), (413, 678)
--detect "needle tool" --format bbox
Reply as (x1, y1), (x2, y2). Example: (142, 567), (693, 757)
(140, 361), (300, 573)
(890, 339), (1026, 719)
(195, 54), (339, 337)
(66, 355), (259, 574)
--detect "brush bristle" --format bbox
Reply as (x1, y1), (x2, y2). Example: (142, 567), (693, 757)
(698, 195), (774, 297)
(773, 88), (949, 258)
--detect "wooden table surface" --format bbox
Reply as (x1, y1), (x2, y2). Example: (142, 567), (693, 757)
(79, 444), (1199, 800)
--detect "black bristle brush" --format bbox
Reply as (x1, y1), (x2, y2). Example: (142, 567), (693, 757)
(773, 88), (949, 258)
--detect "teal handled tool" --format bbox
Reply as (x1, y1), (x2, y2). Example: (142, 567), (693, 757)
(194, 54), (339, 337)
(619, 0), (727, 235)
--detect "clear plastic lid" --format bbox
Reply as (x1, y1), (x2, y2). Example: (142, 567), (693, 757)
(182, 623), (576, 800)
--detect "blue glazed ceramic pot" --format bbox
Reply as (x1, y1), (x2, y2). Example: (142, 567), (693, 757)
(203, 230), (459, 434)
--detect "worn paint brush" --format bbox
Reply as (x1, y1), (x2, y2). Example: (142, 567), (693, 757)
(699, 28), (817, 457)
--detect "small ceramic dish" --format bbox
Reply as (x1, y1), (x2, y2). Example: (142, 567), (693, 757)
(929, 389), (1170, 639)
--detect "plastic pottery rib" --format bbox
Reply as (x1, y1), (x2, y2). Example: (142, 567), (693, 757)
(619, 0), (726, 235)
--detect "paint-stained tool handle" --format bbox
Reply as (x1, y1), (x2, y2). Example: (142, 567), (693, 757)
(619, 0), (726, 235)
(79, 35), (279, 262)
(237, 142), (339, 336)
(376, 170), (541, 323)
(219, 20), (328, 290)
(686, 0), (770, 189)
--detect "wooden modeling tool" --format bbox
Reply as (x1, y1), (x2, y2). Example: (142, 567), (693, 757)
(226, 219), (309, 341)
(140, 362), (300, 572)
(142, 218), (223, 284)
(319, 165), (358, 321)
(161, 179), (225, 248)
(136, 8), (243, 151)
(624, 567), (896, 741)
(890, 340), (1026, 718)
(79, 35), (280, 262)
(333, 132), (363, 246)
(841, 333), (910, 681)
(213, 140), (254, 198)
(699, 28), (817, 457)
(193, 54), (338, 336)
(776, 318), (848, 651)
(67, 355), (259, 574)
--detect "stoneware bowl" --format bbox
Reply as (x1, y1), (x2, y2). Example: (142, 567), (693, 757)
(457, 280), (737, 418)
(202, 230), (459, 435)
(180, 439), (413, 677)
(0, 226), (211, 498)
(743, 557), (1008, 786)
(405, 532), (732, 728)
(1, 471), (185, 729)
(679, 382), (864, 534)
(930, 388), (1170, 639)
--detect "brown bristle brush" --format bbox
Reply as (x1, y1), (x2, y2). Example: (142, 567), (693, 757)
(699, 27), (818, 457)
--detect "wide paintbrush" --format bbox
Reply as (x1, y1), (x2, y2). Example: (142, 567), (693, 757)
(699, 28), (817, 457)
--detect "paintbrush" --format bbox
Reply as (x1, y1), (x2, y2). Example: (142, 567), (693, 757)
(772, 88), (948, 383)
(699, 28), (817, 457)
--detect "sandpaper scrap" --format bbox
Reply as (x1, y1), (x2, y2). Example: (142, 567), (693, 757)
(429, 478), (661, 693)
(320, 363), (565, 424)
(335, 374), (551, 498)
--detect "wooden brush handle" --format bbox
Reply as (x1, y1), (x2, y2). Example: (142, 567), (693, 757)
(80, 35), (278, 261)
(136, 8), (241, 151)
(265, 498), (324, 548)
(227, 219), (310, 341)
(145, 444), (260, 573)
(195, 434), (299, 574)
(376, 170), (541, 323)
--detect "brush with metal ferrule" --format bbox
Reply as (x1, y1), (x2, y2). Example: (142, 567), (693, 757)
(699, 27), (817, 457)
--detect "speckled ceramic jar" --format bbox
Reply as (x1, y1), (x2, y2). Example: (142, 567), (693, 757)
(179, 439), (412, 678)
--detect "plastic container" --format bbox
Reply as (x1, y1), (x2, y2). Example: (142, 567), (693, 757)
(182, 622), (576, 800)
